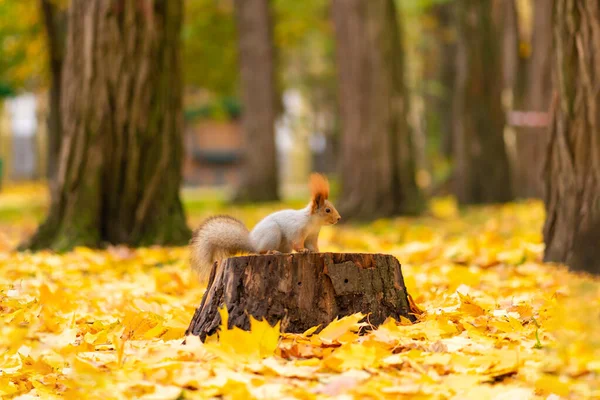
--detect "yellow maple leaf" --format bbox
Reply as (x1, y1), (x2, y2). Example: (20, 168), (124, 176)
(457, 292), (486, 317)
(120, 309), (163, 340)
(204, 308), (280, 363)
(324, 342), (382, 371)
(316, 313), (365, 345)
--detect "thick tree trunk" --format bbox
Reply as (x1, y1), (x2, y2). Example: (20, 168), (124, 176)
(543, 0), (600, 275)
(40, 0), (66, 186)
(23, 0), (190, 251)
(233, 0), (279, 202)
(453, 0), (513, 205)
(332, 0), (422, 220)
(186, 253), (414, 341)
(513, 0), (552, 199)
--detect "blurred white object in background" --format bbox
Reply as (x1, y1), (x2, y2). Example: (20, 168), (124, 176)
(5, 93), (38, 180)
(276, 89), (311, 193)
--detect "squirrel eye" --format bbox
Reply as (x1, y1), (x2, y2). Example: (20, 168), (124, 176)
(325, 208), (331, 213)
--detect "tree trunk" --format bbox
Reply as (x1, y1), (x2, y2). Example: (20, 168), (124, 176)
(40, 0), (67, 187)
(23, 0), (190, 251)
(432, 2), (457, 159)
(513, 0), (552, 199)
(494, 0), (521, 197)
(332, 0), (422, 220)
(496, 0), (519, 92)
(452, 0), (513, 205)
(543, 0), (600, 275)
(186, 253), (415, 341)
(233, 0), (279, 202)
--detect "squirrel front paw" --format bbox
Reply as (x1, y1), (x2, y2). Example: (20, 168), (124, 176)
(296, 248), (311, 254)
(266, 250), (282, 255)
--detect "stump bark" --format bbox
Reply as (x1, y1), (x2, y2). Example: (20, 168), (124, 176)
(185, 253), (414, 341)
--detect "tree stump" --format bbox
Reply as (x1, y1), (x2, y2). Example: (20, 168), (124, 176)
(185, 253), (414, 341)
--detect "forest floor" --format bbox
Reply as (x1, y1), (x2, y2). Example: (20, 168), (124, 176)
(0, 183), (599, 399)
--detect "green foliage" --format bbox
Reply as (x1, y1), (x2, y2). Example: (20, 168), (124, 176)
(0, 82), (15, 98)
(182, 0), (336, 93)
(183, 0), (238, 96)
(184, 96), (241, 122)
(399, 0), (453, 16)
(0, 0), (242, 98)
(0, 1), (47, 95)
(272, 0), (330, 50)
(183, 0), (337, 121)
(272, 0), (335, 92)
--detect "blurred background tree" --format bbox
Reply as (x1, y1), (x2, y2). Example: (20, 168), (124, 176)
(452, 0), (512, 205)
(332, 0), (422, 219)
(232, 0), (279, 202)
(511, 0), (551, 199)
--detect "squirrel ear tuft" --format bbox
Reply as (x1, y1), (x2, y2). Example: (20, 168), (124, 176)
(309, 173), (329, 199)
(309, 173), (329, 212)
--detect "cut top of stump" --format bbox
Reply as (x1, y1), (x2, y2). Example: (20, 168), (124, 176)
(186, 252), (414, 341)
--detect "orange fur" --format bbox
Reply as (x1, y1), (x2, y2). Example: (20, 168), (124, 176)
(309, 173), (329, 212)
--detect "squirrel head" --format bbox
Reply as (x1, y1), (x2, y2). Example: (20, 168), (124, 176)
(309, 173), (341, 225)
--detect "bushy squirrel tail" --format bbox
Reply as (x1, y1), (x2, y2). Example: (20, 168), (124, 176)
(190, 216), (253, 282)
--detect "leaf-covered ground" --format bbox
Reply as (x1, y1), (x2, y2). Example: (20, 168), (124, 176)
(1, 185), (599, 399)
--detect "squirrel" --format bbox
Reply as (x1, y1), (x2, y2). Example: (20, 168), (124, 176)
(189, 173), (341, 282)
